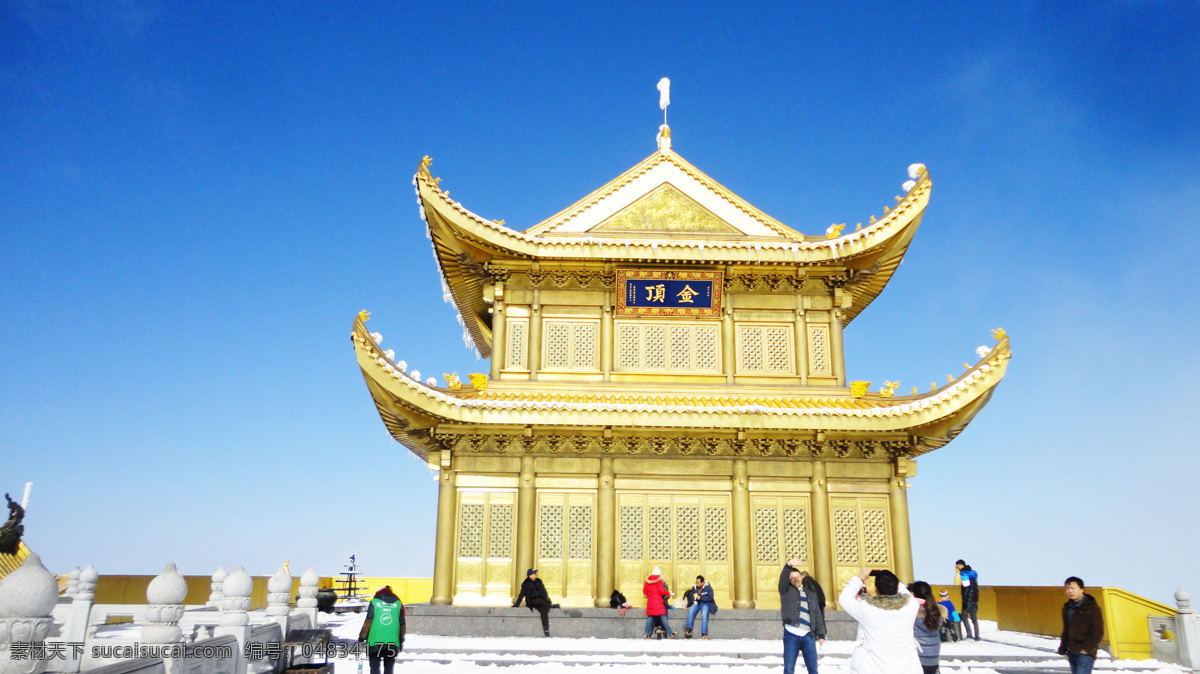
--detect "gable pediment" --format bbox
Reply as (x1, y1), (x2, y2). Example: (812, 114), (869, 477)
(528, 152), (804, 241)
(590, 183), (742, 235)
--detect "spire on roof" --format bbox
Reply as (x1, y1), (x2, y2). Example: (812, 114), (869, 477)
(657, 78), (672, 154)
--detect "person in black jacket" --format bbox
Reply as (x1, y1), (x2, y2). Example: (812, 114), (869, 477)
(1058, 577), (1104, 674)
(780, 559), (826, 674)
(513, 568), (558, 636)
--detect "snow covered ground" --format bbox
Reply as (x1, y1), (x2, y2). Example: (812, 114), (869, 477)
(319, 613), (1187, 674)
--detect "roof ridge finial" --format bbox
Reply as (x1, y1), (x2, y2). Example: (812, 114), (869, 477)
(657, 77), (672, 154)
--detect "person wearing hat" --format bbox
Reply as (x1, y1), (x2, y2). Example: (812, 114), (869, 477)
(838, 568), (921, 674)
(513, 568), (557, 636)
(937, 590), (961, 642)
(357, 586), (406, 674)
(643, 566), (676, 638)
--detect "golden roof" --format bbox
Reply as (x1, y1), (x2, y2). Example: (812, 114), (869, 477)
(416, 149), (931, 356)
(352, 313), (1011, 460)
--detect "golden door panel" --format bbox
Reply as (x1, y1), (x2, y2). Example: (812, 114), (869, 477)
(536, 491), (596, 607)
(616, 492), (732, 607)
(830, 495), (892, 604)
(453, 490), (516, 606)
(750, 495), (812, 610)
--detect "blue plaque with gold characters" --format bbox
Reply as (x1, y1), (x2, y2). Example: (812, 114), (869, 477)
(615, 269), (723, 318)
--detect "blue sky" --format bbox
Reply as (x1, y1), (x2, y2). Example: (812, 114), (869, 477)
(2, 1), (1197, 605)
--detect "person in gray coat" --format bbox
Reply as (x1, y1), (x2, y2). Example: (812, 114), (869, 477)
(780, 559), (826, 674)
(909, 581), (944, 674)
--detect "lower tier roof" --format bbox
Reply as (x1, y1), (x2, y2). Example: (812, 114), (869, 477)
(352, 313), (1009, 461)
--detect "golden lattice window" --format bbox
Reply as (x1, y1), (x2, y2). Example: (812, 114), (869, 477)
(704, 506), (728, 562)
(677, 506), (699, 561)
(620, 505), (643, 560)
(754, 507), (779, 563)
(834, 508), (860, 564)
(506, 319), (528, 370)
(863, 509), (889, 565)
(767, 327), (791, 372)
(645, 325), (666, 368)
(741, 328), (763, 371)
(670, 326), (691, 369)
(539, 504), (564, 560)
(614, 321), (721, 373)
(740, 324), (794, 375)
(573, 323), (596, 368)
(617, 324), (640, 369)
(809, 325), (830, 374)
(648, 505), (672, 559)
(488, 503), (513, 560)
(542, 319), (598, 370)
(458, 503), (485, 558)
(696, 326), (718, 370)
(568, 504), (593, 560)
(784, 508), (808, 562)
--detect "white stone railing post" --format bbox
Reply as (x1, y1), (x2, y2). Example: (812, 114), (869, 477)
(0, 553), (59, 674)
(213, 566), (253, 674)
(60, 564), (97, 673)
(63, 568), (81, 599)
(1176, 589), (1200, 672)
(295, 568), (319, 630)
(265, 566), (291, 637)
(207, 566), (227, 609)
(141, 563), (188, 645)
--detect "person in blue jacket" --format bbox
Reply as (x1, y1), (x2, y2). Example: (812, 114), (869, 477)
(954, 560), (980, 641)
(683, 575), (718, 638)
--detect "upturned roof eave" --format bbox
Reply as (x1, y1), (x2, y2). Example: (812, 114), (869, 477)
(352, 312), (1010, 460)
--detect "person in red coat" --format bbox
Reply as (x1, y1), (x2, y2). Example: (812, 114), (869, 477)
(643, 567), (677, 638)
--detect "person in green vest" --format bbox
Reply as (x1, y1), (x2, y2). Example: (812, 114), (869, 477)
(357, 586), (406, 674)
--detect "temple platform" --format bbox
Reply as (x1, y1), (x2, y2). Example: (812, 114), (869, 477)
(403, 604), (859, 640)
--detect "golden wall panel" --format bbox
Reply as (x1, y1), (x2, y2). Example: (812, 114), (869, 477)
(827, 462), (892, 479)
(537, 290), (606, 306)
(535, 477), (599, 489)
(828, 482), (890, 494)
(747, 461), (814, 478)
(737, 323), (795, 375)
(456, 474), (520, 488)
(616, 491), (733, 607)
(454, 491), (516, 605)
(457, 456), (521, 474)
(542, 319), (600, 371)
(750, 494), (812, 608)
(807, 324), (830, 376)
(830, 495), (893, 599)
(506, 319), (529, 370)
(614, 458), (733, 476)
(536, 491), (596, 605)
(612, 321), (723, 374)
(534, 457), (601, 474)
(747, 479), (812, 492)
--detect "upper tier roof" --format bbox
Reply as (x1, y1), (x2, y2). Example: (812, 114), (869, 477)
(415, 149), (932, 356)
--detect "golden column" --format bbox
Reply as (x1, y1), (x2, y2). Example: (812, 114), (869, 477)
(601, 297), (613, 381)
(810, 459), (835, 600)
(794, 303), (808, 385)
(831, 307), (847, 386)
(889, 458), (915, 582)
(595, 457), (616, 606)
(431, 453), (457, 605)
(528, 291), (542, 381)
(731, 458), (755, 608)
(722, 305), (736, 384)
(490, 280), (506, 380)
(515, 455), (537, 588)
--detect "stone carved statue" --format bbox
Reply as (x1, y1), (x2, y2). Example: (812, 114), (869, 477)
(0, 493), (24, 555)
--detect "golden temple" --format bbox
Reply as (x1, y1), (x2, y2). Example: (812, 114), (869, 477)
(352, 127), (1010, 610)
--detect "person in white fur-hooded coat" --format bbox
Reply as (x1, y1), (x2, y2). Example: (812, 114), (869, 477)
(839, 568), (922, 674)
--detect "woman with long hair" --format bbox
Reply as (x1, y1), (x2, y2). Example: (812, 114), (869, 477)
(908, 581), (944, 674)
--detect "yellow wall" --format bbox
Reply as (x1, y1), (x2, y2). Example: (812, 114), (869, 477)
(91, 575), (434, 610)
(931, 584), (1173, 661)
